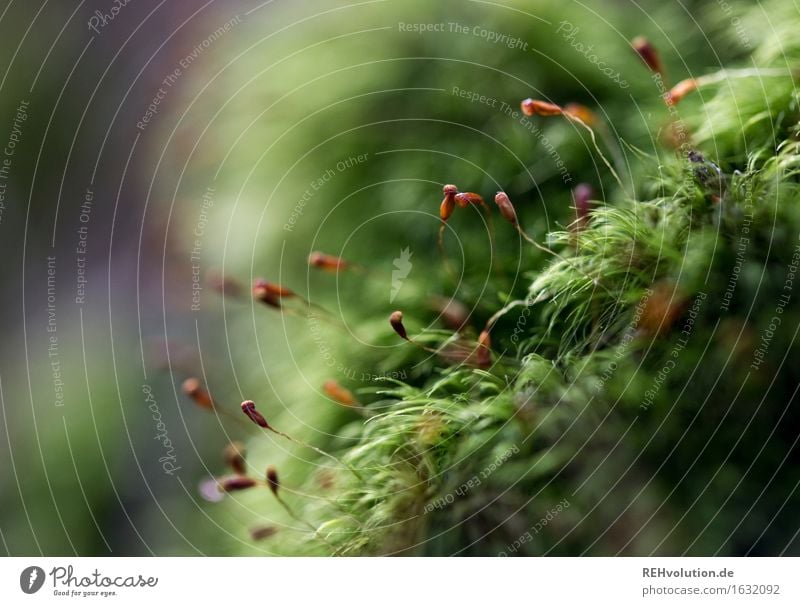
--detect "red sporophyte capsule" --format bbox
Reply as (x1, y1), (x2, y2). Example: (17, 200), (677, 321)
(390, 310), (408, 340)
(252, 281), (282, 308)
(316, 469), (335, 490)
(223, 441), (247, 475)
(440, 185), (456, 221)
(250, 525), (278, 541)
(637, 282), (687, 337)
(520, 98), (536, 116)
(666, 78), (699, 106)
(521, 98), (563, 117)
(218, 476), (258, 492)
(494, 192), (518, 225)
(572, 183), (595, 227)
(440, 196), (455, 221)
(563, 103), (596, 126)
(454, 191), (485, 208)
(476, 330), (492, 368)
(631, 36), (664, 77)
(241, 400), (270, 428)
(253, 279), (295, 298)
(430, 296), (470, 331)
(266, 466), (280, 496)
(182, 377), (213, 409)
(206, 268), (243, 297)
(323, 380), (357, 406)
(308, 251), (348, 272)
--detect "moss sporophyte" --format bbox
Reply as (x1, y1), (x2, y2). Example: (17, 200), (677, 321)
(180, 8), (800, 554)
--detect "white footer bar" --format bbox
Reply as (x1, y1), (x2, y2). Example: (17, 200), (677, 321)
(0, 557), (796, 605)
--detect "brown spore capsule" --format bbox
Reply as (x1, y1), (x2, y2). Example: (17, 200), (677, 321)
(476, 330), (492, 368)
(241, 400), (270, 428)
(389, 310), (408, 340)
(563, 103), (596, 126)
(454, 191), (485, 208)
(430, 296), (470, 331)
(666, 78), (699, 106)
(223, 441), (247, 475)
(521, 98), (563, 117)
(181, 377), (213, 409)
(252, 280), (282, 308)
(206, 269), (243, 298)
(308, 251), (349, 272)
(256, 279), (295, 298)
(494, 192), (518, 225)
(631, 36), (664, 77)
(250, 525), (278, 541)
(218, 476), (257, 492)
(440, 195), (456, 221)
(266, 466), (280, 496)
(323, 380), (357, 406)
(572, 183), (595, 229)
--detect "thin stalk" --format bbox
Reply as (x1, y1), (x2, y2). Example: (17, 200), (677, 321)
(267, 426), (364, 482)
(565, 114), (627, 194)
(514, 224), (615, 298)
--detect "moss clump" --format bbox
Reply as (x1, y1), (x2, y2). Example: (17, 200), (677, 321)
(184, 0), (800, 555)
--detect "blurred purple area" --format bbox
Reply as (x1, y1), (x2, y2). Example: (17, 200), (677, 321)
(0, 0), (257, 555)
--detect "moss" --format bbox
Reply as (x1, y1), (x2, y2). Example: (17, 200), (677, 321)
(183, 0), (800, 555)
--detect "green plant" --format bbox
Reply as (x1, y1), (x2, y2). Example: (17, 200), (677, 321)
(177, 0), (800, 556)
